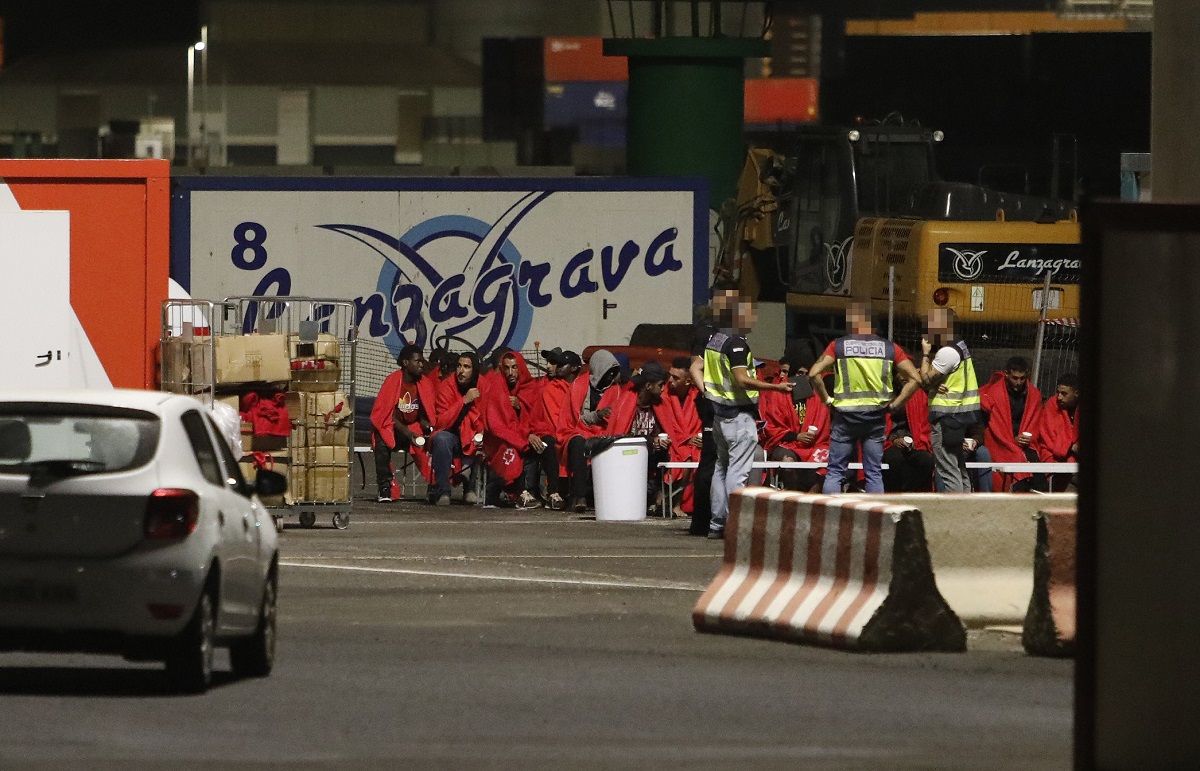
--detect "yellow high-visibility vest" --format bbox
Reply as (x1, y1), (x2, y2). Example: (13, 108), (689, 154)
(702, 331), (757, 407)
(831, 335), (894, 411)
(928, 339), (981, 417)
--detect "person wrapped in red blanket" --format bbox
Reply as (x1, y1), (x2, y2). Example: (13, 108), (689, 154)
(1033, 371), (1080, 492)
(759, 370), (831, 493)
(428, 351), (486, 506)
(623, 361), (686, 514)
(662, 357), (704, 515)
(557, 349), (637, 512)
(369, 344), (439, 501)
(478, 350), (551, 508)
(882, 387), (934, 492)
(522, 348), (582, 510)
(979, 356), (1044, 492)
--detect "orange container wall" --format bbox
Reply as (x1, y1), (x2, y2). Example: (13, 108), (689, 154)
(744, 77), (819, 124)
(544, 36), (628, 82)
(0, 159), (170, 390)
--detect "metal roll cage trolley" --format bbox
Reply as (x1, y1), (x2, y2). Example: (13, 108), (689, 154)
(160, 296), (357, 530)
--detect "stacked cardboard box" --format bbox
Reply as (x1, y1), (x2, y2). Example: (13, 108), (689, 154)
(287, 333), (352, 503)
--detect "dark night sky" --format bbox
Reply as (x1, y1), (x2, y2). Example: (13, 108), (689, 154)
(0, 1), (200, 64)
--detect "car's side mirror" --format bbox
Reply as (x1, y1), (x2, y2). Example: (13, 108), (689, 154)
(255, 469), (287, 497)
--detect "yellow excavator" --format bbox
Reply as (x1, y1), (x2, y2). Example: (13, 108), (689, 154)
(717, 120), (1080, 362)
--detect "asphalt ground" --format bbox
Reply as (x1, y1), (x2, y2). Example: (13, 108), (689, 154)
(0, 490), (1073, 769)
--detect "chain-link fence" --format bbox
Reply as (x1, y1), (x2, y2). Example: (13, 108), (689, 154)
(353, 340), (558, 399)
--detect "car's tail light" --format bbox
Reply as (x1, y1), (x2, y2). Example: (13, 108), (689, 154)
(145, 488), (200, 540)
(932, 287), (950, 306)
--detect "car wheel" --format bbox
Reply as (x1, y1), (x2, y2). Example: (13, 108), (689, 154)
(298, 511), (316, 528)
(165, 589), (215, 694)
(230, 571), (277, 679)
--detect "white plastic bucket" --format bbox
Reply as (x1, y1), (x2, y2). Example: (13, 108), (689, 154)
(592, 436), (648, 521)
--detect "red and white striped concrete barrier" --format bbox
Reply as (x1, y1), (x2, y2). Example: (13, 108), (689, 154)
(1022, 508), (1077, 657)
(692, 487), (965, 652)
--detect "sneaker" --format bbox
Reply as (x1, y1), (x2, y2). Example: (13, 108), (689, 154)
(377, 495), (393, 503)
(547, 493), (564, 511)
(706, 528), (725, 540)
(464, 489), (479, 505)
(436, 494), (450, 507)
(517, 491), (540, 510)
(572, 497), (588, 513)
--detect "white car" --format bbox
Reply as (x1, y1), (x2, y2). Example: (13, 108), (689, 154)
(0, 390), (282, 693)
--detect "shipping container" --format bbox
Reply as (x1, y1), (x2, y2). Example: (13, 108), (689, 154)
(543, 36), (628, 82)
(0, 159), (170, 390)
(744, 77), (820, 125)
(544, 81), (627, 129)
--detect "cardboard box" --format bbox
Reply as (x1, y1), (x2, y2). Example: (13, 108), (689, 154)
(309, 425), (350, 447)
(290, 422), (307, 450)
(289, 332), (341, 363)
(160, 338), (213, 392)
(215, 334), (290, 385)
(287, 463), (306, 503)
(298, 445), (350, 466)
(290, 390), (352, 427)
(306, 465), (350, 502)
(290, 365), (341, 392)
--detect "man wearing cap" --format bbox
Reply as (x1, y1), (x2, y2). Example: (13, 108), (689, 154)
(625, 361), (677, 512)
(809, 302), (922, 494)
(702, 296), (792, 539)
(537, 349), (581, 508)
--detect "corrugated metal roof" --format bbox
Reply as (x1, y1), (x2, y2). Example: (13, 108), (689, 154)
(0, 43), (481, 88)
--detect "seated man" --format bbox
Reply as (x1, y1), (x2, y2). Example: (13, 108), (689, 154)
(980, 356), (1045, 492)
(663, 356), (704, 516)
(557, 349), (636, 513)
(882, 386), (934, 492)
(370, 344), (438, 502)
(480, 350), (555, 509)
(428, 352), (484, 506)
(624, 361), (674, 513)
(759, 367), (830, 493)
(1034, 372), (1080, 492)
(525, 348), (581, 510)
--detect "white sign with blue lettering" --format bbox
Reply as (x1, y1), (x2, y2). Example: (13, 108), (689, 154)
(179, 181), (703, 355)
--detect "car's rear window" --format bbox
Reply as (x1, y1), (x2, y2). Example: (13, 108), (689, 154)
(0, 405), (160, 475)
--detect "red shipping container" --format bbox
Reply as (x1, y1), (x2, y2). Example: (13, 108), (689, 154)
(0, 159), (170, 389)
(744, 78), (819, 124)
(544, 36), (628, 82)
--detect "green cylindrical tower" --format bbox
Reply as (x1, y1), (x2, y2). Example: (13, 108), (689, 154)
(604, 37), (768, 207)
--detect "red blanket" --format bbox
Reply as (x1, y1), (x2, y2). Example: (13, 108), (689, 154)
(555, 375), (636, 470)
(480, 353), (537, 485)
(885, 388), (932, 453)
(1035, 396), (1079, 463)
(434, 372), (486, 457)
(979, 371), (1042, 486)
(370, 370), (440, 486)
(760, 390), (830, 463)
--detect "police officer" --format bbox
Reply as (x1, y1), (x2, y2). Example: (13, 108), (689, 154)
(809, 302), (921, 493)
(920, 307), (982, 492)
(700, 295), (791, 539)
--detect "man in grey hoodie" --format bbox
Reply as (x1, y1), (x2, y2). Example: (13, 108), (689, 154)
(565, 349), (625, 512)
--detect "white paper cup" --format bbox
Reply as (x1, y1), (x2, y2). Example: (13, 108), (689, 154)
(414, 436), (426, 448)
(807, 425), (819, 435)
(657, 432), (670, 443)
(1020, 431), (1032, 440)
(473, 432), (484, 444)
(902, 436), (913, 447)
